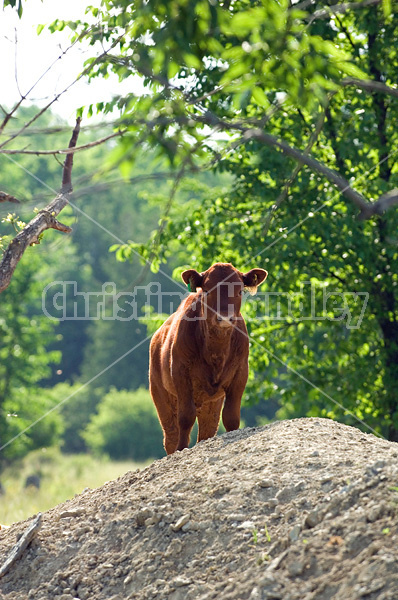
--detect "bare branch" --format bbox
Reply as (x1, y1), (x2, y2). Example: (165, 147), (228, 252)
(0, 31), (89, 136)
(0, 129), (125, 157)
(182, 110), (397, 220)
(239, 127), (391, 220)
(0, 513), (42, 578)
(61, 117), (81, 193)
(0, 119), (81, 294)
(0, 29), (128, 149)
(307, 0), (381, 22)
(341, 77), (398, 99)
(0, 191), (20, 204)
(358, 189), (398, 220)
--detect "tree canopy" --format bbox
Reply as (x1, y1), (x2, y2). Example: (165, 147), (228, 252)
(1, 0), (398, 452)
(57, 0), (398, 439)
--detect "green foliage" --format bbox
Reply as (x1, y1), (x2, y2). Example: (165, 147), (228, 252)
(3, 0), (398, 478)
(0, 253), (61, 462)
(22, 383), (105, 454)
(83, 387), (164, 460)
(3, 0), (24, 17)
(55, 1), (398, 440)
(3, 387), (64, 462)
(54, 0), (370, 176)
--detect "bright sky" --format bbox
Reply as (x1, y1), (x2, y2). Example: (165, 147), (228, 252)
(0, 0), (142, 123)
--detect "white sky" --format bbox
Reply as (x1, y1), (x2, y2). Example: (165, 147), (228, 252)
(0, 0), (142, 124)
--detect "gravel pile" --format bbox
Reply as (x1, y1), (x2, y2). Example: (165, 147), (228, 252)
(0, 417), (398, 600)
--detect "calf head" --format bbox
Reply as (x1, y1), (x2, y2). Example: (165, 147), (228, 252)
(182, 262), (267, 328)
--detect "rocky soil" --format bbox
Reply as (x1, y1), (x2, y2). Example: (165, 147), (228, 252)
(0, 417), (398, 600)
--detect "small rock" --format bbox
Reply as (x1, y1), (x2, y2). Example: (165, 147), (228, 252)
(366, 503), (385, 523)
(136, 507), (154, 526)
(259, 479), (274, 488)
(145, 514), (161, 527)
(237, 520), (256, 530)
(165, 539), (183, 557)
(287, 559), (305, 576)
(249, 586), (261, 599)
(289, 525), (301, 542)
(59, 508), (85, 519)
(173, 576), (191, 587)
(304, 510), (322, 529)
(172, 514), (190, 532)
(181, 521), (191, 532)
(264, 499), (278, 510)
(229, 513), (247, 522)
(285, 508), (296, 521)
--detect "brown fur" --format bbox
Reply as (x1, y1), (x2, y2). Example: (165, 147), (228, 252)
(149, 263), (268, 454)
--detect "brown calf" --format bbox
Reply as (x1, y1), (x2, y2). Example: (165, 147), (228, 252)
(149, 262), (268, 454)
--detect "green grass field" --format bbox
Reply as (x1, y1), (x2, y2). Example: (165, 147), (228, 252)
(0, 448), (150, 526)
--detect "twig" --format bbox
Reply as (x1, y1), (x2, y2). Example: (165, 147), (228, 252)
(341, 78), (398, 99)
(0, 30), (89, 136)
(307, 0), (381, 23)
(0, 513), (42, 578)
(0, 28), (127, 149)
(0, 130), (125, 156)
(0, 192), (20, 204)
(61, 118), (81, 193)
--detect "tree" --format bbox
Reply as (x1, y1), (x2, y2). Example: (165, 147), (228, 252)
(59, 0), (398, 439)
(0, 253), (62, 463)
(0, 118), (80, 292)
(3, 0), (398, 441)
(83, 387), (164, 460)
(59, 0), (398, 217)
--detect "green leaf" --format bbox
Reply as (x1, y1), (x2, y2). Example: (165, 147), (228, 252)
(168, 61), (180, 79)
(382, 0), (392, 17)
(184, 53), (202, 70)
(251, 87), (270, 108)
(227, 9), (264, 36)
(220, 61), (248, 85)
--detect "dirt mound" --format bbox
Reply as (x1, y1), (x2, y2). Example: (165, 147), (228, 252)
(0, 418), (398, 600)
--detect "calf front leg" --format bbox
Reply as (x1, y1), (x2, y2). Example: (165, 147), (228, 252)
(176, 396), (196, 451)
(222, 364), (248, 432)
(197, 397), (224, 442)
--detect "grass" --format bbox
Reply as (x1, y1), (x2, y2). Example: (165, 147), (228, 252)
(0, 447), (150, 526)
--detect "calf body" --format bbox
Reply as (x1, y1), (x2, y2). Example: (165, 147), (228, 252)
(149, 262), (267, 454)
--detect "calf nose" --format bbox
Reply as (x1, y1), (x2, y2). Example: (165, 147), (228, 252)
(216, 314), (235, 326)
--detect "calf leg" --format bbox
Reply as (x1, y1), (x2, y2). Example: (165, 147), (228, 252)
(150, 379), (179, 454)
(176, 397), (196, 451)
(197, 397), (224, 442)
(222, 396), (241, 432)
(222, 365), (248, 432)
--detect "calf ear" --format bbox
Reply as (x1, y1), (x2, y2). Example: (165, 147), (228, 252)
(181, 269), (203, 292)
(242, 268), (268, 295)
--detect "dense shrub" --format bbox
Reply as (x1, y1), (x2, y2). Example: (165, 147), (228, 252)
(83, 388), (164, 460)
